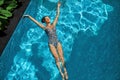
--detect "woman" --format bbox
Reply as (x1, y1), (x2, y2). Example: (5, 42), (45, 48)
(23, 2), (68, 80)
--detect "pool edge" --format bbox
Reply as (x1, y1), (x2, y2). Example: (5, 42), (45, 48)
(0, 0), (30, 56)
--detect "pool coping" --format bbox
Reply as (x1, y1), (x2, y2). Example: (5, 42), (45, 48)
(0, 0), (30, 56)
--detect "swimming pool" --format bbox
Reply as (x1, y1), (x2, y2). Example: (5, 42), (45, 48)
(0, 0), (120, 80)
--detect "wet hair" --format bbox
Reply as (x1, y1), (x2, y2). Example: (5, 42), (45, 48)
(41, 16), (48, 23)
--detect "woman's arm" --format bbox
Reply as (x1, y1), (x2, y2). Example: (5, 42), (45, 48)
(23, 15), (46, 30)
(52, 2), (61, 27)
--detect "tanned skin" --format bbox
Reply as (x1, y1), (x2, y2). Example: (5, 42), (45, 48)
(23, 2), (68, 80)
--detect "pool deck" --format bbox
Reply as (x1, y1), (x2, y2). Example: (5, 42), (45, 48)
(0, 0), (30, 56)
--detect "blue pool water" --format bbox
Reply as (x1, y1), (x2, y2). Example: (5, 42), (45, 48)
(0, 0), (120, 80)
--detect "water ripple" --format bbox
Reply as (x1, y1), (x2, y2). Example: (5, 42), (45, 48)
(3, 0), (113, 80)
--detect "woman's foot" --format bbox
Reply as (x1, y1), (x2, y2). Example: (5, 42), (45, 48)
(64, 71), (68, 80)
(61, 72), (65, 80)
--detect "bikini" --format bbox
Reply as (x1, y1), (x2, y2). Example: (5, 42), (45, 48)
(45, 27), (59, 47)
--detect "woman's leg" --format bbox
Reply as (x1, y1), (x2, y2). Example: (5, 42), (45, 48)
(49, 44), (64, 79)
(57, 42), (68, 80)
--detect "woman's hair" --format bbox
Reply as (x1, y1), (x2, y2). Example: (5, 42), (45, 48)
(41, 16), (48, 23)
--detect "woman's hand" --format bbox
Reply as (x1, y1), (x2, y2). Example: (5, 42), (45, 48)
(57, 1), (61, 7)
(22, 15), (30, 18)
